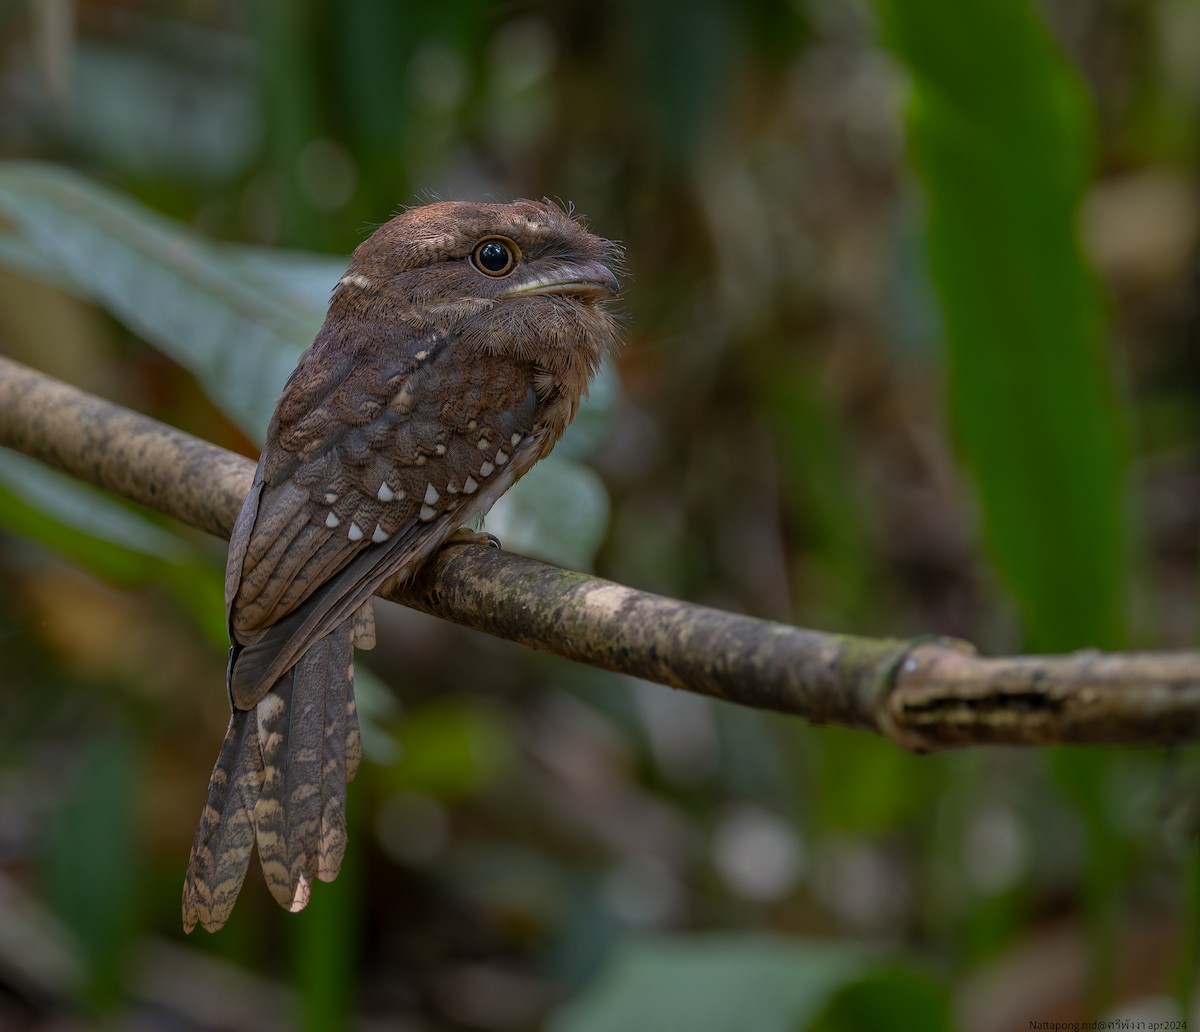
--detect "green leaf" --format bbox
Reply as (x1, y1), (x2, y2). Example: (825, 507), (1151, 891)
(550, 935), (872, 1032)
(877, 0), (1129, 651)
(487, 454), (612, 570)
(555, 358), (623, 463)
(0, 161), (319, 437)
(0, 450), (226, 642)
(0, 231), (64, 286)
(40, 731), (140, 1013)
(811, 968), (953, 1032)
(877, 10), (1133, 1003)
(0, 450), (190, 567)
(221, 244), (349, 310)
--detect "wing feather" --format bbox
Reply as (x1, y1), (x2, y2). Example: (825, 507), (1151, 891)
(227, 321), (540, 709)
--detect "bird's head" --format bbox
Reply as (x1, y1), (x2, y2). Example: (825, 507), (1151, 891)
(333, 200), (621, 380)
(343, 199), (619, 302)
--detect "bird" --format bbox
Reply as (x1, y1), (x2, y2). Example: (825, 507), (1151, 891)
(182, 199), (621, 933)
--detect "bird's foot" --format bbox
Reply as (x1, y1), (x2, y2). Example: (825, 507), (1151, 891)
(444, 527), (502, 550)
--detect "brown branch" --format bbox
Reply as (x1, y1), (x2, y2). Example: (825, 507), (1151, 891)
(0, 354), (1197, 752)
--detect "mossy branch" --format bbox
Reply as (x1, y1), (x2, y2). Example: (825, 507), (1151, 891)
(1, 354), (1197, 752)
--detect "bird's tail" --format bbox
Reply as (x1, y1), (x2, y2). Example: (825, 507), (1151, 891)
(182, 617), (362, 933)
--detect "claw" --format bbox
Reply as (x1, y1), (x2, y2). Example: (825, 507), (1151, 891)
(444, 528), (502, 550)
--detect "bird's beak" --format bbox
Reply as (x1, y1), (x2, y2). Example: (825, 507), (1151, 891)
(503, 260), (619, 300)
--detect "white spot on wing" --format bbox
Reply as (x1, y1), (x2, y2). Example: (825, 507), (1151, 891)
(377, 482), (395, 502)
(495, 449), (509, 466)
(510, 433), (523, 447)
(339, 273), (372, 290)
(326, 511), (340, 529)
(463, 476), (479, 494)
(419, 504), (437, 522)
(390, 380), (417, 413)
(479, 461), (494, 478)
(424, 483), (440, 505)
(324, 490), (338, 504)
(348, 521), (364, 542)
(258, 692), (286, 720)
(372, 523), (390, 543)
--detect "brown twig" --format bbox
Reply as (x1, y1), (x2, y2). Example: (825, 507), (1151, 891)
(0, 354), (1196, 752)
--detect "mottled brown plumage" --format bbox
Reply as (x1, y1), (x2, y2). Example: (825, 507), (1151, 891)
(182, 200), (620, 932)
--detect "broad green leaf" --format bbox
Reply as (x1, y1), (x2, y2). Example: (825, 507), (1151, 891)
(0, 232), (63, 286)
(877, 0), (1128, 652)
(550, 935), (872, 1032)
(220, 244), (348, 310)
(487, 455), (611, 570)
(0, 450), (226, 643)
(877, 2), (1133, 1009)
(0, 451), (190, 565)
(0, 161), (317, 437)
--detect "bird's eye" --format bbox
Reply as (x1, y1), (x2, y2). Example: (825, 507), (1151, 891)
(471, 236), (519, 277)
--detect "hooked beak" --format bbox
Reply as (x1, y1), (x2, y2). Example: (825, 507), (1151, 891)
(503, 259), (619, 300)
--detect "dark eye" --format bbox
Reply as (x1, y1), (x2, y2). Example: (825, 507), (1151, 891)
(471, 236), (519, 276)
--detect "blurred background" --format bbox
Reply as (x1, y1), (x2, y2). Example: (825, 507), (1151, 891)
(0, 0), (1197, 1029)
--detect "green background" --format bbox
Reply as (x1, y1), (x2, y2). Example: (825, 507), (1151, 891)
(0, 0), (1196, 1029)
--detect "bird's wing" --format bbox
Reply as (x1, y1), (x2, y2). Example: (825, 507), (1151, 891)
(226, 321), (539, 710)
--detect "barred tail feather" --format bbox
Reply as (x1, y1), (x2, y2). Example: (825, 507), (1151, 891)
(184, 619), (362, 930)
(254, 625), (345, 912)
(182, 708), (265, 933)
(253, 683), (312, 912)
(345, 681), (362, 783)
(318, 628), (356, 881)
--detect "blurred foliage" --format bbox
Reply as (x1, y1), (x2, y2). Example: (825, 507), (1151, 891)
(41, 730), (140, 1012)
(881, 0), (1132, 1014)
(549, 936), (953, 1032)
(0, 0), (1197, 1030)
(880, 0), (1128, 654)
